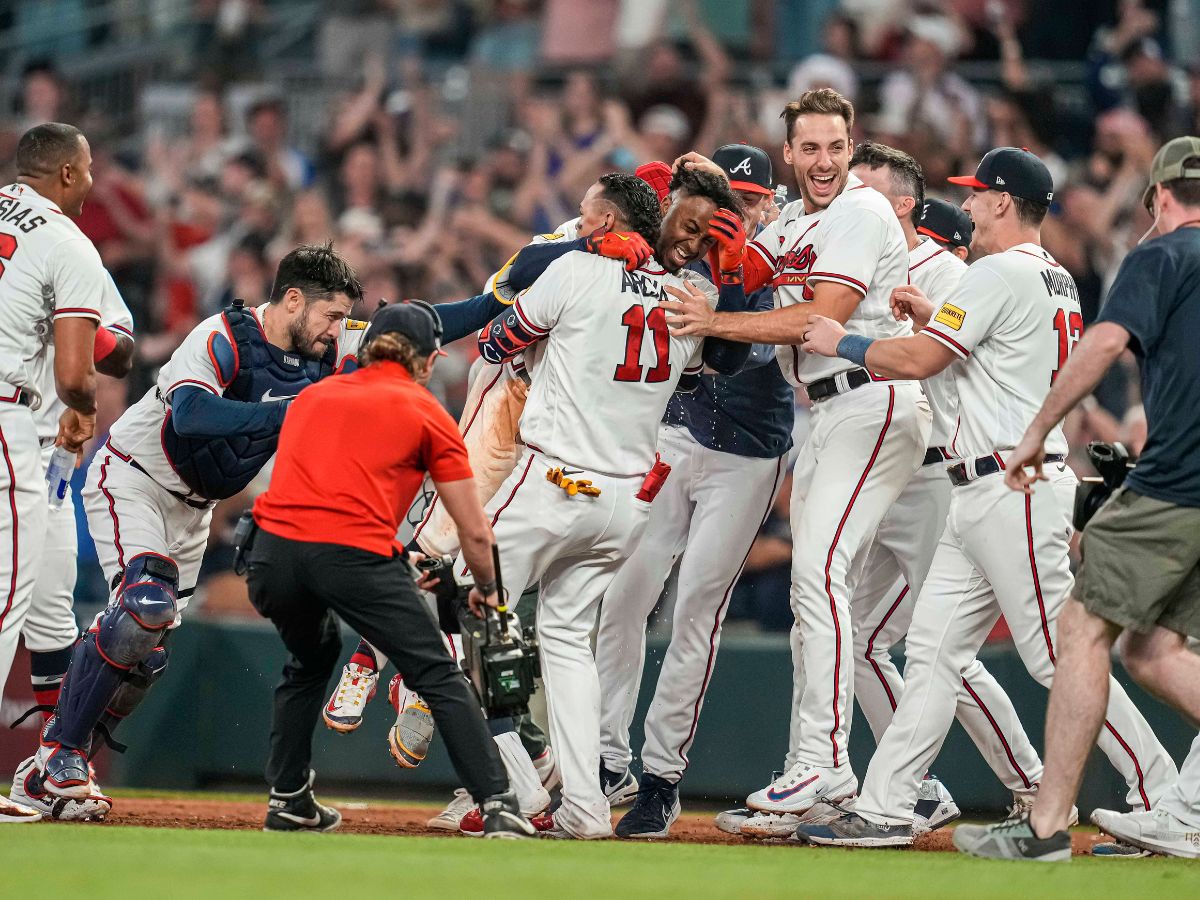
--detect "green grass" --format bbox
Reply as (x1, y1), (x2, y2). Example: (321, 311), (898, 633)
(1, 825), (1198, 899)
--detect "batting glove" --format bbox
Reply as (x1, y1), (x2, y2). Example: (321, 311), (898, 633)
(707, 208), (746, 280)
(584, 229), (653, 272)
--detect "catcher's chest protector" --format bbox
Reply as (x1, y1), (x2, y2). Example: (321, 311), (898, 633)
(161, 300), (337, 500)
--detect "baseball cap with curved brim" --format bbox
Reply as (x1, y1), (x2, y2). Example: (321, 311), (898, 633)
(712, 143), (774, 196)
(948, 147), (1053, 206)
(1141, 135), (1200, 212)
(364, 300), (447, 357)
(917, 198), (973, 249)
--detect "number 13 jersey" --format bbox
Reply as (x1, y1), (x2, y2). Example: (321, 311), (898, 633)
(506, 252), (712, 477)
(920, 242), (1080, 459)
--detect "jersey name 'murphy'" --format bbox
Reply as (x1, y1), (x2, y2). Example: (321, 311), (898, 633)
(0, 196), (49, 234)
(1040, 268), (1079, 303)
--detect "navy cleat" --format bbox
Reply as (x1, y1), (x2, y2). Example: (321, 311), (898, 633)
(794, 811), (914, 848)
(615, 773), (681, 839)
(481, 789), (536, 839)
(264, 770), (341, 833)
(600, 764), (639, 806)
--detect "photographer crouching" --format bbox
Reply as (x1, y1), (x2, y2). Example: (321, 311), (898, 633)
(243, 300), (534, 838)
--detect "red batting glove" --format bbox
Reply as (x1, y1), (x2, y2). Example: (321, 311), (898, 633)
(708, 208), (746, 267)
(584, 229), (653, 272)
(707, 208), (746, 284)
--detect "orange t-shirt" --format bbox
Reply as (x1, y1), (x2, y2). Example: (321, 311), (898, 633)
(253, 360), (473, 556)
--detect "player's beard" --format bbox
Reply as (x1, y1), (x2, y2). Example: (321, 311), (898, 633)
(288, 316), (332, 361)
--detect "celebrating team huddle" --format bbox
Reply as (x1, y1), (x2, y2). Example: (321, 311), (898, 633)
(2, 86), (1199, 861)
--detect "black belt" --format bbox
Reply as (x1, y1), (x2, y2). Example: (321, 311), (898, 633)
(948, 453), (1065, 487)
(806, 368), (873, 403)
(17, 391), (30, 407)
(127, 457), (212, 510)
(923, 446), (950, 466)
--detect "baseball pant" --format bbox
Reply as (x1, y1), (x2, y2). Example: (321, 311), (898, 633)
(0, 403), (48, 694)
(82, 445), (212, 610)
(22, 443), (82, 653)
(852, 460), (1044, 795)
(458, 446), (651, 839)
(855, 466), (1178, 825)
(596, 424), (787, 781)
(246, 529), (509, 801)
(785, 381), (930, 771)
(1158, 731), (1200, 830)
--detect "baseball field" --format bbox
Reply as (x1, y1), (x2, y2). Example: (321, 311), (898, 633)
(3, 791), (1198, 899)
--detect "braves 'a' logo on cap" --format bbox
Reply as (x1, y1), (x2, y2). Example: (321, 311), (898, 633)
(729, 157), (754, 175)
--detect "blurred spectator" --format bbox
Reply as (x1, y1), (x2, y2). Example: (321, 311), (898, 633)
(786, 12), (861, 102)
(242, 96), (315, 191)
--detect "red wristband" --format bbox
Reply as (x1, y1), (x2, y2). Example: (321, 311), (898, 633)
(93, 327), (118, 362)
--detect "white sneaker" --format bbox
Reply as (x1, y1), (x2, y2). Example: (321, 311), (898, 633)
(741, 798), (856, 838)
(9, 756), (111, 822)
(427, 788), (475, 831)
(1091, 808), (1200, 859)
(912, 776), (960, 835)
(387, 677), (434, 768)
(532, 747), (560, 791)
(714, 808), (751, 834)
(322, 664), (378, 733)
(746, 764), (858, 814)
(1006, 792), (1079, 826)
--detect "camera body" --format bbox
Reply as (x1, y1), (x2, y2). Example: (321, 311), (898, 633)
(1073, 442), (1133, 532)
(457, 601), (541, 719)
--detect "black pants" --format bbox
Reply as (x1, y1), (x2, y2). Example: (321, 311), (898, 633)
(245, 528), (508, 801)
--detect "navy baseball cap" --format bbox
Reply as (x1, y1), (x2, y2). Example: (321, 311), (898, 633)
(949, 147), (1053, 206)
(712, 143), (773, 196)
(364, 300), (446, 357)
(917, 198), (973, 249)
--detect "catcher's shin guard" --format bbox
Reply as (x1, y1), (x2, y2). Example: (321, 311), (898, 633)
(46, 554), (178, 751)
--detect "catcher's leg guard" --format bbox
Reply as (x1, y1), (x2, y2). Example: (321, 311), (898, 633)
(46, 553), (178, 752)
(91, 643), (170, 750)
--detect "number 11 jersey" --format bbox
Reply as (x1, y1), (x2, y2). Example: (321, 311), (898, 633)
(507, 251), (712, 477)
(920, 242), (1080, 459)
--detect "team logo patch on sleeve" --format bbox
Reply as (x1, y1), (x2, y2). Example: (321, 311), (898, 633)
(345, 319), (368, 330)
(933, 303), (966, 331)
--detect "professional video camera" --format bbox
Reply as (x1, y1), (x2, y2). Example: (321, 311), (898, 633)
(1073, 442), (1134, 532)
(419, 548), (541, 719)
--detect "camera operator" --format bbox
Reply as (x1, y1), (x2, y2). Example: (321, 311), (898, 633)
(991, 136), (1200, 858)
(244, 301), (534, 839)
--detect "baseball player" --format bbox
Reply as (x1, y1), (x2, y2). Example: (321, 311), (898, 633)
(7, 268), (134, 821)
(837, 146), (1044, 828)
(592, 143), (793, 839)
(0, 124), (105, 824)
(465, 170), (735, 839)
(664, 89), (930, 819)
(793, 147), (1177, 849)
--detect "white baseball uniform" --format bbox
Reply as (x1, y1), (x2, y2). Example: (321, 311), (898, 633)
(457, 251), (712, 838)
(852, 238), (1044, 796)
(854, 242), (1178, 825)
(23, 271), (133, 655)
(0, 183), (106, 693)
(83, 305), (364, 611)
(747, 175), (931, 774)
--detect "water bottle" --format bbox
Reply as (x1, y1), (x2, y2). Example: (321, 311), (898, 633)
(45, 446), (74, 510)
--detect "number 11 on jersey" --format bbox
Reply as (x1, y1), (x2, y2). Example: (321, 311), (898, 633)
(614, 304), (671, 383)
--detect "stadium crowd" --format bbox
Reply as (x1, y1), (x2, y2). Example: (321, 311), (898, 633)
(2, 0), (1197, 628)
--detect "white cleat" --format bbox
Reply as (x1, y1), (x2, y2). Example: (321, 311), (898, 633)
(9, 756), (111, 822)
(1091, 808), (1200, 859)
(387, 677), (434, 768)
(1006, 792), (1079, 826)
(912, 775), (960, 835)
(714, 808), (751, 835)
(741, 798), (856, 839)
(746, 763), (858, 815)
(322, 664), (378, 733)
(427, 787), (476, 831)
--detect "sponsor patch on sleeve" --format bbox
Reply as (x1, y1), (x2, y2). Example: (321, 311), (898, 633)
(933, 303), (965, 331)
(345, 318), (368, 330)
